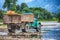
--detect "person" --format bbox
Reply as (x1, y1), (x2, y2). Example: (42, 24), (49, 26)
(38, 22), (41, 31)
(38, 22), (41, 27)
(33, 18), (39, 32)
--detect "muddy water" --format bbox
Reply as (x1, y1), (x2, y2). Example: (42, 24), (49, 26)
(41, 22), (60, 40)
(0, 22), (60, 40)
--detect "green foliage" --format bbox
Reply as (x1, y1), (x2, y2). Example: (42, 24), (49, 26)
(16, 3), (29, 14)
(0, 19), (2, 22)
(3, 0), (17, 11)
(0, 10), (5, 19)
(20, 3), (28, 11)
(28, 7), (54, 20)
(57, 12), (60, 22)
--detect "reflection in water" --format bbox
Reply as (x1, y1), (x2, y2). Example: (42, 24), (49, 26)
(41, 26), (60, 40)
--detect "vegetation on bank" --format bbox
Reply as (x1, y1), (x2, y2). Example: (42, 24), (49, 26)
(0, 19), (3, 22)
(0, 0), (59, 22)
(57, 12), (60, 22)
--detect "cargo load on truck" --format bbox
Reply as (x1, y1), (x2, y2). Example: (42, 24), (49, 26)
(21, 13), (34, 22)
(3, 10), (34, 24)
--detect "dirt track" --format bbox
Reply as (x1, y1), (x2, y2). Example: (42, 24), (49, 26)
(0, 36), (41, 40)
(0, 38), (41, 40)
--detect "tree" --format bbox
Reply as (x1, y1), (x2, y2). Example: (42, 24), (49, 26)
(16, 5), (21, 11)
(20, 3), (28, 11)
(57, 12), (60, 22)
(0, 10), (5, 19)
(28, 7), (54, 20)
(3, 0), (17, 11)
(16, 3), (28, 14)
(16, 5), (21, 14)
(23, 7), (30, 13)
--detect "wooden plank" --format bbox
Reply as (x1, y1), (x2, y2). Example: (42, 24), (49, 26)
(3, 15), (11, 24)
(3, 14), (21, 24)
(12, 16), (18, 23)
(3, 14), (34, 24)
(18, 16), (21, 23)
(11, 15), (21, 23)
(21, 14), (34, 22)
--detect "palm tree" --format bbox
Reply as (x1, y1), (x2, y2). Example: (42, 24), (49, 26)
(3, 0), (17, 11)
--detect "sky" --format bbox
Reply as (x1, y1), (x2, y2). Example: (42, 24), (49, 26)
(0, 0), (60, 13)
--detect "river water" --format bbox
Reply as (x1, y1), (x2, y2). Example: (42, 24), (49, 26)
(41, 22), (60, 40)
(0, 22), (60, 40)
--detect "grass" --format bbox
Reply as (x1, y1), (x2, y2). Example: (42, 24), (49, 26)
(0, 19), (7, 28)
(0, 24), (7, 28)
(39, 18), (58, 22)
(0, 19), (3, 22)
(0, 24), (6, 26)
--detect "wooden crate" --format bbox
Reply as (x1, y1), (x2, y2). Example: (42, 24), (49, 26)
(3, 14), (21, 24)
(3, 14), (34, 24)
(21, 14), (34, 22)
